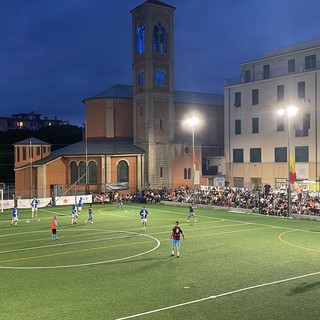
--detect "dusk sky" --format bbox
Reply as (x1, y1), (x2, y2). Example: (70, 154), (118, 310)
(1, 0), (320, 126)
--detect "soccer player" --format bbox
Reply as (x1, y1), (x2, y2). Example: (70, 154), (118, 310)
(77, 197), (83, 215)
(11, 206), (19, 226)
(187, 204), (197, 223)
(71, 204), (78, 225)
(51, 215), (60, 241)
(116, 196), (124, 210)
(140, 206), (148, 231)
(171, 221), (184, 258)
(31, 197), (39, 219)
(85, 204), (94, 223)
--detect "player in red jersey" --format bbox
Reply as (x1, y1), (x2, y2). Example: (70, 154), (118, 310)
(171, 221), (184, 258)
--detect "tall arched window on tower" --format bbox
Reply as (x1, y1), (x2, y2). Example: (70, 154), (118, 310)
(155, 70), (166, 86)
(136, 24), (145, 55)
(117, 160), (129, 183)
(70, 161), (78, 184)
(79, 161), (86, 184)
(88, 161), (98, 184)
(154, 22), (166, 53)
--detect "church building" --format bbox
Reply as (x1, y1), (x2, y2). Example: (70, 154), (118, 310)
(14, 0), (224, 198)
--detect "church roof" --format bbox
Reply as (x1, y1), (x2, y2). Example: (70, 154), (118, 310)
(83, 84), (224, 106)
(31, 138), (145, 166)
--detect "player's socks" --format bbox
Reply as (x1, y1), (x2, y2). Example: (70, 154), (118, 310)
(171, 251), (174, 256)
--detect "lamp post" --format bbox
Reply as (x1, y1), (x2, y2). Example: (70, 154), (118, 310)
(278, 106), (298, 217)
(185, 116), (199, 204)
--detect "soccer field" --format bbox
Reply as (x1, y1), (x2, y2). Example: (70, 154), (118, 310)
(1, 203), (320, 320)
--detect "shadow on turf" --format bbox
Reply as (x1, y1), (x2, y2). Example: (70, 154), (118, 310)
(289, 281), (320, 295)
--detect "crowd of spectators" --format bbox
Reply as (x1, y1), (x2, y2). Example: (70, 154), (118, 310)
(94, 185), (320, 217)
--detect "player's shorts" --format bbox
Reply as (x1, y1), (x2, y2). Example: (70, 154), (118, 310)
(172, 239), (180, 247)
(32, 207), (38, 212)
(72, 213), (78, 218)
(88, 213), (93, 219)
(52, 229), (57, 235)
(141, 218), (147, 222)
(12, 217), (18, 222)
(188, 211), (195, 217)
(78, 207), (82, 211)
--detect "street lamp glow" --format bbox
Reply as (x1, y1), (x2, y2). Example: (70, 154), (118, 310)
(277, 105), (298, 217)
(184, 116), (199, 127)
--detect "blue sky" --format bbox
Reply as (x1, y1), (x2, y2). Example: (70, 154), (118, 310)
(1, 0), (320, 126)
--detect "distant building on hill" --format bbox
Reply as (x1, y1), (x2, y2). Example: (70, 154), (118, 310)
(0, 111), (69, 132)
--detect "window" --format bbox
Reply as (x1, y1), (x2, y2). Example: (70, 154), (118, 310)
(136, 24), (145, 55)
(160, 167), (163, 178)
(184, 168), (191, 179)
(117, 160), (129, 183)
(154, 22), (166, 53)
(160, 119), (163, 130)
(43, 146), (46, 154)
(17, 147), (20, 162)
(244, 70), (251, 82)
(295, 113), (310, 137)
(79, 161), (86, 184)
(234, 92), (241, 107)
(70, 161), (78, 184)
(288, 59), (295, 73)
(36, 146), (40, 156)
(235, 119), (241, 135)
(277, 85), (284, 102)
(263, 64), (270, 79)
(275, 147), (287, 162)
(298, 81), (305, 99)
(252, 118), (259, 133)
(295, 146), (309, 162)
(233, 149), (244, 163)
(23, 147), (26, 160)
(155, 70), (166, 86)
(305, 54), (316, 70)
(138, 71), (145, 87)
(88, 161), (98, 184)
(250, 148), (261, 162)
(252, 89), (259, 105)
(233, 177), (244, 187)
(277, 117), (284, 131)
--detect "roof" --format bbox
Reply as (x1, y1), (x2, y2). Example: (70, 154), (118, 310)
(32, 138), (145, 166)
(14, 137), (51, 146)
(83, 84), (224, 106)
(131, 0), (176, 12)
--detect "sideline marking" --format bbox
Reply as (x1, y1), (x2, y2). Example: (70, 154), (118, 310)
(115, 270), (320, 319)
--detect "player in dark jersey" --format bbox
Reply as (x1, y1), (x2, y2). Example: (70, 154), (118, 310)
(187, 204), (197, 223)
(171, 221), (184, 258)
(140, 206), (148, 231)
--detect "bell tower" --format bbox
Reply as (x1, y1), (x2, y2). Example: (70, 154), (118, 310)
(131, 0), (176, 189)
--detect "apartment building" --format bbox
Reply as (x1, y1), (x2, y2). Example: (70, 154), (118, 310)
(224, 39), (320, 190)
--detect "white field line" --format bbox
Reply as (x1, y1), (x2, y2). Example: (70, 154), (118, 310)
(115, 270), (320, 320)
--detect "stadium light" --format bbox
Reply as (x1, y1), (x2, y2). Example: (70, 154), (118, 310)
(184, 115), (199, 204)
(277, 106), (298, 217)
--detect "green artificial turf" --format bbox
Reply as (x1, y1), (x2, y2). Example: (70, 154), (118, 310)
(1, 203), (320, 319)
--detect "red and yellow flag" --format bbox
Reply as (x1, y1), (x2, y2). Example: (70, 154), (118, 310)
(289, 151), (296, 184)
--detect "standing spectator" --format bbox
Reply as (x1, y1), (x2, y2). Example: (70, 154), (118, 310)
(140, 206), (148, 231)
(31, 197), (39, 219)
(187, 204), (197, 223)
(171, 221), (184, 258)
(85, 204), (94, 223)
(51, 215), (60, 241)
(264, 183), (271, 195)
(11, 206), (19, 226)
